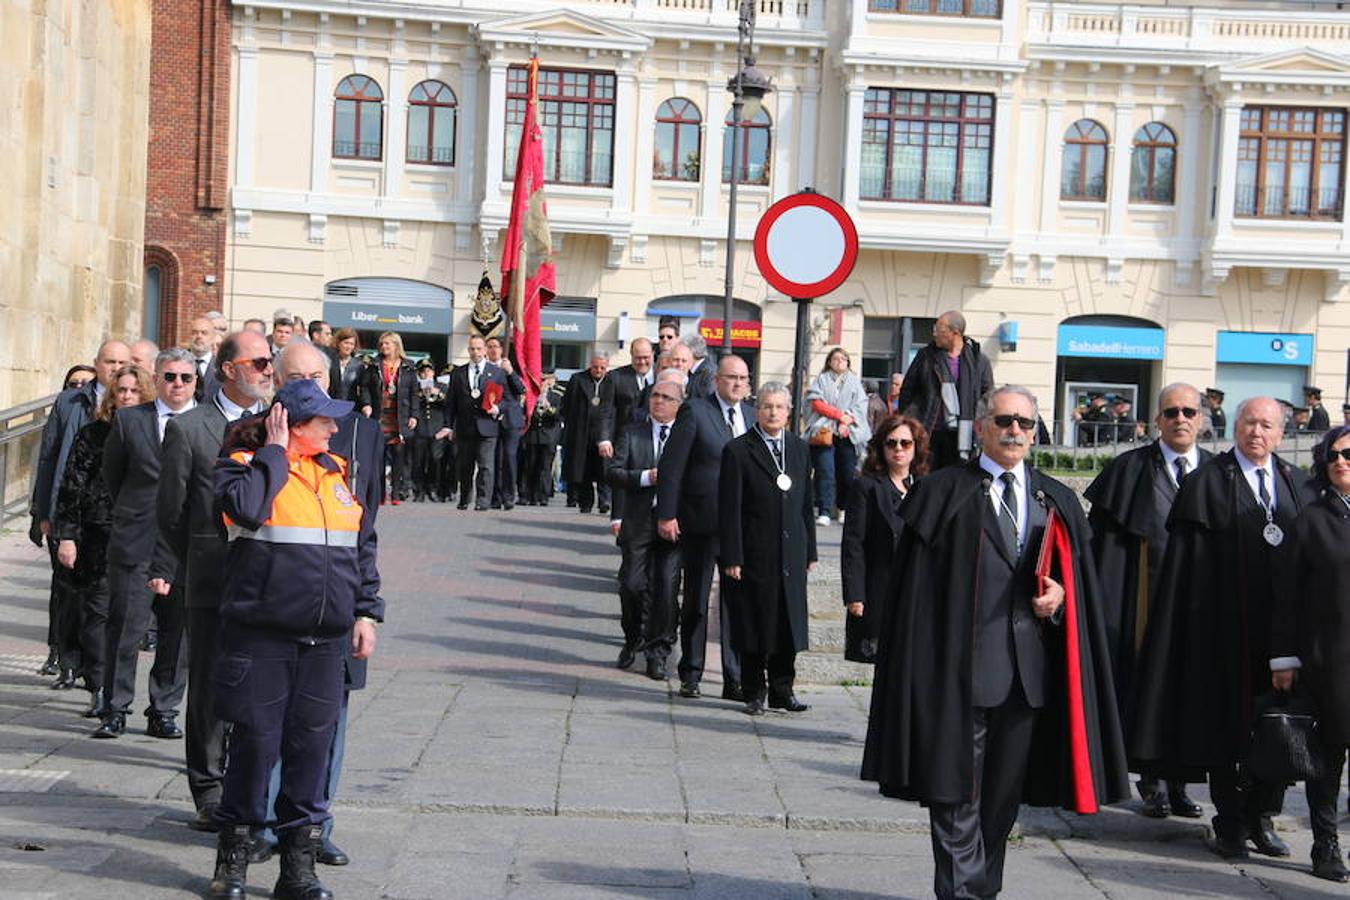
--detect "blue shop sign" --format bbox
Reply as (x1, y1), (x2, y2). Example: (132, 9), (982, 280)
(540, 308), (596, 343)
(324, 299), (452, 335)
(1216, 331), (1314, 366)
(1057, 325), (1165, 360)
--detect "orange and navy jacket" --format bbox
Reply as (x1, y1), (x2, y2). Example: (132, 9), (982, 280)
(213, 444), (368, 640)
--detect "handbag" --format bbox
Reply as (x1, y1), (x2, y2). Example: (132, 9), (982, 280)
(808, 425), (834, 447)
(1246, 691), (1329, 783)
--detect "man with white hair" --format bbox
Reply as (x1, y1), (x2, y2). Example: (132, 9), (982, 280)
(681, 333), (715, 399)
(131, 339), (160, 373)
(560, 350), (617, 514)
(1130, 395), (1317, 861)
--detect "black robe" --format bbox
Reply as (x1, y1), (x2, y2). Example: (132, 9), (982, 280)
(1085, 441), (1213, 706)
(1128, 451), (1315, 776)
(717, 430), (817, 655)
(840, 471), (910, 663)
(559, 373), (616, 483)
(861, 459), (1129, 809)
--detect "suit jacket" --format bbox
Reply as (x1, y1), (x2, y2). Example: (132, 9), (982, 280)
(605, 416), (666, 541)
(686, 362), (715, 400)
(606, 364), (652, 439)
(446, 361), (507, 439)
(362, 359), (418, 439)
(496, 365), (526, 433)
(330, 355), (369, 406)
(191, 354), (221, 404)
(103, 401), (171, 566)
(654, 393), (756, 536)
(150, 399), (231, 608)
(31, 381), (98, 524)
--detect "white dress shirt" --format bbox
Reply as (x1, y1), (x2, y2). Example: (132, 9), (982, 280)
(1157, 441), (1200, 488)
(1235, 449), (1278, 511)
(155, 398), (196, 441)
(978, 454), (1029, 551)
(716, 396), (747, 437)
(216, 390), (261, 423)
(638, 418), (673, 488)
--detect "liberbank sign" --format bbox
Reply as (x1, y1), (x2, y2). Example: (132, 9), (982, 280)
(324, 300), (452, 335)
(1056, 325), (1165, 361)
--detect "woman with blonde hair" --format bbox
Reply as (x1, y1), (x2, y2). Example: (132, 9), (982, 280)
(51, 365), (153, 712)
(361, 331), (417, 503)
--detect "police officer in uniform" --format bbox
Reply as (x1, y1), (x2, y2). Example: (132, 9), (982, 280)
(206, 380), (380, 900)
(1203, 388), (1226, 440)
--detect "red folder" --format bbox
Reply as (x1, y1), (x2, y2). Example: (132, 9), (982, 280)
(480, 380), (503, 413)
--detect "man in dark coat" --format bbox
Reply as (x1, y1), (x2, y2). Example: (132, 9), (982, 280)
(1129, 396), (1316, 860)
(606, 370), (685, 678)
(1202, 387), (1226, 439)
(656, 354), (755, 701)
(895, 311), (993, 469)
(682, 333), (716, 400)
(606, 337), (655, 437)
(862, 385), (1128, 900)
(150, 330), (274, 830)
(719, 383), (817, 715)
(445, 335), (507, 510)
(1304, 385), (1331, 432)
(560, 351), (616, 514)
(520, 372), (564, 505)
(1085, 382), (1212, 819)
(485, 337), (525, 510)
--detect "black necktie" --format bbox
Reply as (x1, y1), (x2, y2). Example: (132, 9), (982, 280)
(1257, 468), (1271, 508)
(471, 364), (480, 390)
(770, 439), (784, 469)
(657, 424), (668, 460)
(999, 471), (1019, 555)
(726, 406), (737, 434)
(1174, 456), (1188, 486)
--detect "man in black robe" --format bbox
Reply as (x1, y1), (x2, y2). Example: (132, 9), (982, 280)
(719, 383), (817, 716)
(1086, 383), (1212, 819)
(559, 351), (616, 514)
(862, 385), (1128, 900)
(1130, 396), (1316, 860)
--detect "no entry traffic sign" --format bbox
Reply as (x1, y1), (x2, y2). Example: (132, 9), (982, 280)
(752, 190), (858, 299)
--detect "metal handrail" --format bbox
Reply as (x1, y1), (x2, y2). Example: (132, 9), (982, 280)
(0, 392), (57, 527)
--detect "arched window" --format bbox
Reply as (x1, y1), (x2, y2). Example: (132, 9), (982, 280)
(722, 107), (772, 185)
(1061, 119), (1108, 201)
(654, 98), (702, 182)
(333, 75), (384, 160)
(1129, 123), (1176, 204)
(407, 81), (457, 166)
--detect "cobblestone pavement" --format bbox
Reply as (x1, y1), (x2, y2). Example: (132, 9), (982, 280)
(0, 503), (1344, 898)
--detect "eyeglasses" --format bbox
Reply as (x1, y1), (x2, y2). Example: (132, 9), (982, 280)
(65, 378), (92, 390)
(884, 438), (914, 450)
(231, 356), (273, 373)
(1329, 448), (1350, 462)
(1162, 406), (1199, 420)
(991, 414), (1036, 430)
(160, 372), (196, 384)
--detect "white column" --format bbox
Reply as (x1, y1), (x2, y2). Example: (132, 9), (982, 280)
(797, 84), (820, 190)
(1214, 97), (1243, 239)
(700, 79), (728, 221)
(1014, 99), (1042, 235)
(613, 64), (637, 211)
(633, 76), (657, 215)
(384, 60), (408, 198)
(310, 53), (334, 194)
(484, 58), (509, 202)
(841, 74), (867, 210)
(456, 50), (480, 210)
(987, 90), (1014, 231)
(1107, 102), (1136, 237)
(999, 0), (1020, 59)
(1177, 100), (1203, 251)
(771, 86), (796, 201)
(1038, 99), (1065, 234)
(235, 47), (259, 188)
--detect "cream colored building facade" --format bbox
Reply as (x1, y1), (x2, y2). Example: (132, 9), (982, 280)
(225, 0), (1350, 429)
(1, 0), (151, 410)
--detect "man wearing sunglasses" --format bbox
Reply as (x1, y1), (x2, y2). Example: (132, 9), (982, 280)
(1085, 383), (1212, 820)
(863, 385), (1127, 900)
(1130, 395), (1316, 861)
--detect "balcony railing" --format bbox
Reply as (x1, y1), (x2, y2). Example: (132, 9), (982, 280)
(1026, 2), (1350, 52)
(1234, 184), (1344, 220)
(333, 141), (382, 161)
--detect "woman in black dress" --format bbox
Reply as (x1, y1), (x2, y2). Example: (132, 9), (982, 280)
(839, 414), (929, 663)
(1272, 424), (1350, 882)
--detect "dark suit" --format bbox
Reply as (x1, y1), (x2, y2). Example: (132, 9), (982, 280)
(685, 362), (715, 399)
(101, 402), (188, 721)
(655, 393), (755, 689)
(330, 355), (368, 406)
(493, 365), (526, 507)
(446, 360), (506, 508)
(150, 396), (237, 813)
(605, 364), (652, 439)
(191, 354), (221, 404)
(606, 418), (682, 665)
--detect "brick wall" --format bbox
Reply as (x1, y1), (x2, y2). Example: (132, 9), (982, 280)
(144, 0), (231, 347)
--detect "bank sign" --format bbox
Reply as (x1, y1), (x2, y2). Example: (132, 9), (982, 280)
(540, 308), (596, 343)
(1057, 325), (1165, 360)
(324, 300), (452, 335)
(1216, 331), (1315, 367)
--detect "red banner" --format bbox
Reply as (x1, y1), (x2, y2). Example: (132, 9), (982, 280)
(698, 319), (762, 349)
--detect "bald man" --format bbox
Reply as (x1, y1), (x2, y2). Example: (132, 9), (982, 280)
(188, 317), (221, 402)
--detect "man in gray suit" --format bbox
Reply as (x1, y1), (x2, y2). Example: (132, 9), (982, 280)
(94, 348), (199, 738)
(149, 330), (275, 831)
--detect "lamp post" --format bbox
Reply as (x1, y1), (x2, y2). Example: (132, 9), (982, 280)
(721, 0), (772, 358)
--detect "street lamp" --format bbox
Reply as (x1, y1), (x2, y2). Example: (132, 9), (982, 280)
(721, 0), (772, 357)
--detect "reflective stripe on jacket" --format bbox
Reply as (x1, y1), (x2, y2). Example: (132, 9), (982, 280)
(214, 444), (364, 639)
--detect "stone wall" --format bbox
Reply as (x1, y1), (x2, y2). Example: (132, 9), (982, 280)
(0, 0), (152, 410)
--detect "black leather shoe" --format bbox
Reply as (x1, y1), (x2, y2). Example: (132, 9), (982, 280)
(457, 501), (469, 510)
(1249, 824), (1291, 857)
(1313, 841), (1349, 882)
(598, 503), (611, 515)
(189, 804), (220, 833)
(248, 832), (276, 864)
(616, 645), (636, 669)
(768, 694), (810, 713)
(83, 688), (108, 719)
(317, 840), (350, 866)
(645, 657), (666, 681)
(1167, 786), (1203, 818)
(474, 504), (489, 511)
(502, 501), (515, 511)
(1140, 790), (1171, 818)
(92, 713), (125, 739)
(52, 668), (77, 690)
(146, 715), (183, 739)
(678, 681), (700, 699)
(37, 648), (59, 676)
(1212, 834), (1249, 860)
(721, 682), (745, 702)
(743, 698), (766, 716)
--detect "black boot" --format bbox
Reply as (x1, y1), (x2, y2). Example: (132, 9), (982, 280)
(273, 824), (333, 900)
(83, 688), (108, 719)
(1312, 839), (1349, 883)
(52, 667), (77, 690)
(208, 824), (252, 899)
(37, 647), (59, 676)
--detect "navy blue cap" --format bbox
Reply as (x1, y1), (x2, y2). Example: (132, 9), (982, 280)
(276, 379), (353, 423)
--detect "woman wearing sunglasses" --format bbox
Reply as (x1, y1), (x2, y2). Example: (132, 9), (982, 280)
(1270, 424), (1350, 882)
(840, 415), (929, 664)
